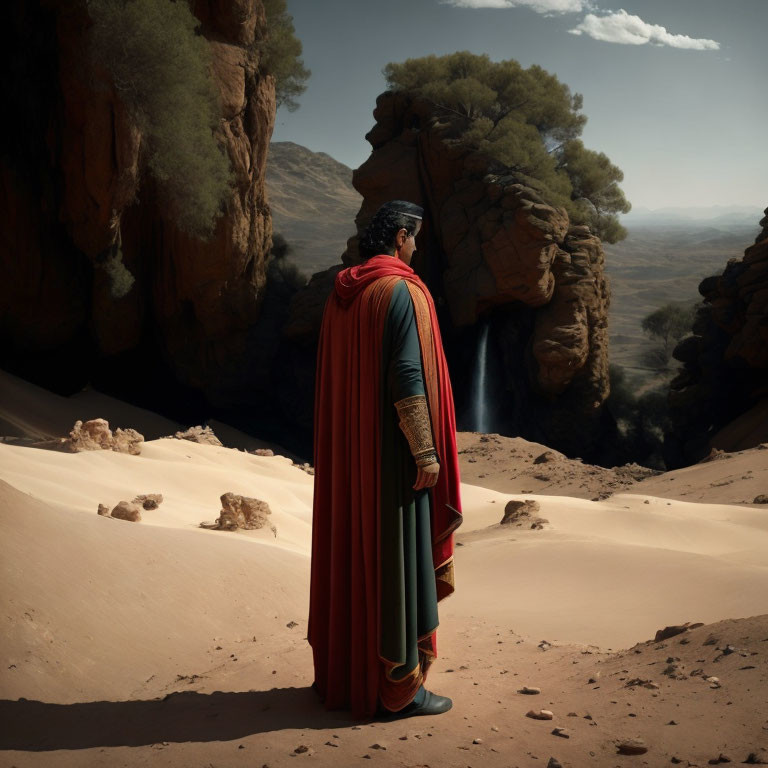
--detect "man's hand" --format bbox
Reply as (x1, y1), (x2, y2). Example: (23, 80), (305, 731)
(414, 461), (440, 490)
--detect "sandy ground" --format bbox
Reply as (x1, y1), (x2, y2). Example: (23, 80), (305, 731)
(1, 371), (767, 767)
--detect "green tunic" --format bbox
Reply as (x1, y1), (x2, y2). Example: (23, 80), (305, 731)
(378, 280), (439, 682)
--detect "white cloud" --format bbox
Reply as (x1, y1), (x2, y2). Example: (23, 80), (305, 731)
(442, 0), (590, 14)
(568, 9), (720, 50)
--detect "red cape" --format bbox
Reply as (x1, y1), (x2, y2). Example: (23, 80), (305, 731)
(309, 255), (462, 718)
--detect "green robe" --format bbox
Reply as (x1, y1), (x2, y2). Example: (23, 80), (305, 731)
(378, 280), (439, 685)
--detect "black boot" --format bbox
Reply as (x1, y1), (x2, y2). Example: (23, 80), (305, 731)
(376, 686), (452, 719)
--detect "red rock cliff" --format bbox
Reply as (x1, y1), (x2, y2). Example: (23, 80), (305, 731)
(1, 0), (275, 406)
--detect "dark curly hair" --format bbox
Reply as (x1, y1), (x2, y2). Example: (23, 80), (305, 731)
(358, 200), (424, 260)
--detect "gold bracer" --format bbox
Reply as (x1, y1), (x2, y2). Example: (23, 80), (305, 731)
(394, 395), (438, 467)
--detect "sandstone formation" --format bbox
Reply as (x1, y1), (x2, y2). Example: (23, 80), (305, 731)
(1, 0), (275, 407)
(211, 491), (276, 535)
(68, 419), (143, 455)
(283, 92), (610, 458)
(501, 498), (548, 529)
(172, 426), (223, 447)
(666, 212), (768, 467)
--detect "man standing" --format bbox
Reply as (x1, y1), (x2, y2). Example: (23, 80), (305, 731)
(308, 200), (462, 719)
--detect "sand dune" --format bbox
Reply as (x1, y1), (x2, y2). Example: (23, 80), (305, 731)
(1, 375), (767, 766)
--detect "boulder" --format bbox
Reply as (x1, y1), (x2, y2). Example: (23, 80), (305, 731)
(68, 419), (143, 455)
(213, 492), (276, 535)
(111, 501), (141, 522)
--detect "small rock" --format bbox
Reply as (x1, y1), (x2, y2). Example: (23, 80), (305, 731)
(133, 493), (163, 510)
(472, 738), (482, 745)
(97, 503), (111, 517)
(552, 727), (569, 738)
(616, 738), (647, 755)
(287, 621), (298, 629)
(253, 448), (275, 456)
(753, 495), (768, 504)
(547, 759), (563, 768)
(527, 709), (554, 720)
(533, 451), (560, 464)
(293, 745), (309, 754)
(111, 500), (141, 522)
(370, 743), (386, 750)
(519, 686), (541, 695)
(708, 754), (732, 764)
(324, 741), (338, 748)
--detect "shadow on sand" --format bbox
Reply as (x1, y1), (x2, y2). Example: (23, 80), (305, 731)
(0, 686), (359, 751)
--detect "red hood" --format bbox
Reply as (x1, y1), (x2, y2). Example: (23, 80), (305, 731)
(335, 255), (415, 306)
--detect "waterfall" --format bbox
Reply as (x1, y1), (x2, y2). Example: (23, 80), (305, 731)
(472, 323), (491, 433)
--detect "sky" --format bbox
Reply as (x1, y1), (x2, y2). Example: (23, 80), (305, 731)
(271, 0), (767, 211)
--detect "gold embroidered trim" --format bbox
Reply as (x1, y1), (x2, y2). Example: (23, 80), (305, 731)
(394, 395), (437, 467)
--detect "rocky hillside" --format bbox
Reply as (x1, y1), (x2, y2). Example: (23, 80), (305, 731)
(1, 0), (275, 409)
(266, 142), (360, 276)
(665, 206), (768, 467)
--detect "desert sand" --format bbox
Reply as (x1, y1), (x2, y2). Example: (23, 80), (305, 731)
(1, 369), (767, 767)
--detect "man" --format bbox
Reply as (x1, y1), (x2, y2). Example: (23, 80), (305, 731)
(308, 200), (462, 720)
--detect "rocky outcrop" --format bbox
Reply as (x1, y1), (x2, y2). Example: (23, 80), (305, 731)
(283, 92), (610, 458)
(203, 492), (276, 535)
(172, 426), (223, 447)
(1, 0), (275, 407)
(68, 419), (144, 455)
(666, 211), (768, 467)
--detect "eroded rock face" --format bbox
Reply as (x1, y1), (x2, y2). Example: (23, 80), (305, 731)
(283, 91), (610, 458)
(68, 419), (144, 455)
(667, 214), (768, 467)
(1, 0), (275, 407)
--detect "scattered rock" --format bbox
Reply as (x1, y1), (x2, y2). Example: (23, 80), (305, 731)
(547, 759), (563, 768)
(519, 686), (541, 695)
(133, 493), (163, 510)
(753, 495), (768, 504)
(616, 738), (647, 755)
(526, 710), (554, 720)
(745, 750), (768, 764)
(709, 754), (732, 764)
(253, 448), (274, 456)
(552, 727), (569, 738)
(97, 503), (111, 517)
(370, 743), (386, 750)
(293, 745), (310, 754)
(111, 501), (141, 522)
(472, 738), (483, 745)
(172, 425), (223, 446)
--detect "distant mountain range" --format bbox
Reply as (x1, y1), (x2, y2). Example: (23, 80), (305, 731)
(266, 142), (361, 276)
(266, 142), (763, 382)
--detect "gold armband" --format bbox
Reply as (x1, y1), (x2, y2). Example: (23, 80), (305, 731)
(394, 395), (438, 467)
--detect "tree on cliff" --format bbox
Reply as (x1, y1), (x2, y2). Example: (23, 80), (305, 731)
(383, 52), (631, 243)
(88, 0), (231, 239)
(258, 0), (311, 111)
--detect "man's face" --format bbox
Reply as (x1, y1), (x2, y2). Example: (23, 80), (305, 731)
(396, 222), (421, 265)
